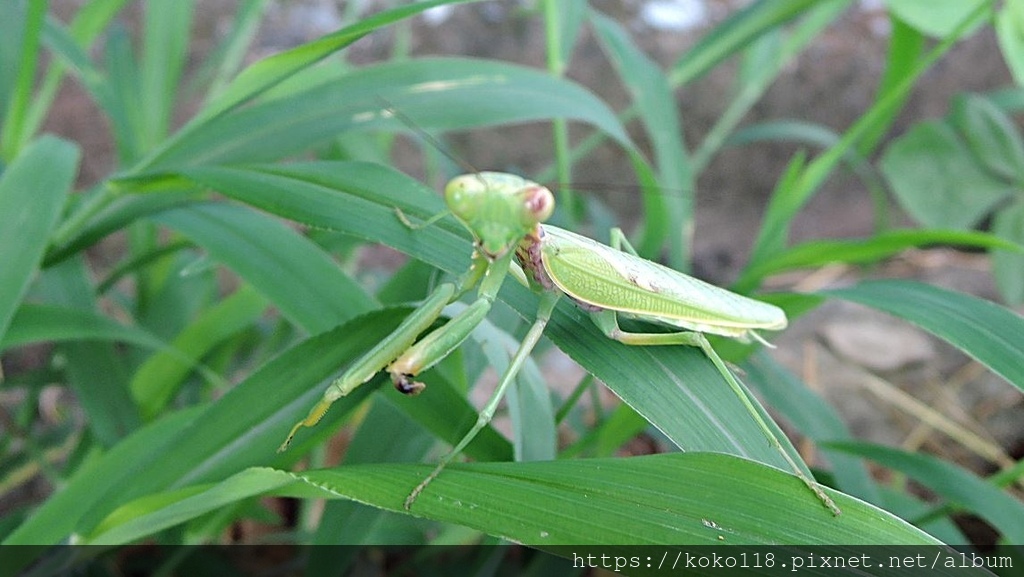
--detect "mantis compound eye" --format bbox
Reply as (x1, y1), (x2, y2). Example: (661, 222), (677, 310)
(522, 185), (554, 224)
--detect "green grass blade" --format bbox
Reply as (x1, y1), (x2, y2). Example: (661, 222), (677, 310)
(138, 0), (194, 148)
(825, 441), (1024, 543)
(153, 203), (376, 333)
(177, 162), (466, 268)
(537, 0), (845, 190)
(824, 280), (1024, 393)
(667, 0), (830, 87)
(993, 200), (1024, 305)
(692, 1), (847, 175)
(471, 310), (556, 462)
(739, 229), (1023, 288)
(856, 16), (925, 155)
(83, 468), (302, 546)
(76, 311), (408, 540)
(38, 258), (142, 445)
(21, 0), (132, 145)
(589, 9), (692, 269)
(2, 406), (205, 547)
(743, 351), (880, 504)
(886, 0), (989, 38)
(0, 4), (25, 108)
(997, 3), (1024, 87)
(130, 285), (269, 420)
(1, 304), (171, 353)
(747, 3), (989, 267)
(0, 0), (46, 158)
(193, 0), (272, 103)
(385, 369), (514, 464)
(45, 189), (200, 267)
(103, 24), (145, 162)
(0, 136), (79, 338)
(133, 0), (485, 171)
(137, 57), (635, 173)
(83, 454), (950, 548)
(310, 399), (434, 547)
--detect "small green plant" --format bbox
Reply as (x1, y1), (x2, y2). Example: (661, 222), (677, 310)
(1, 0), (1022, 572)
(882, 91), (1024, 304)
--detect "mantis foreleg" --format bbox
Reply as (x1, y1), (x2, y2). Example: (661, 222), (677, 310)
(278, 282), (457, 451)
(278, 253), (504, 452)
(404, 290), (561, 510)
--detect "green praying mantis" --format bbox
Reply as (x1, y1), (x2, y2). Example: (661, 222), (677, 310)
(278, 169), (840, 516)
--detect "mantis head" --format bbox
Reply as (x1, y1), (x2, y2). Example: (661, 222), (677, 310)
(445, 172), (554, 259)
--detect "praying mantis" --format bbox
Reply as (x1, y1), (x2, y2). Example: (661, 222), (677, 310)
(278, 170), (840, 516)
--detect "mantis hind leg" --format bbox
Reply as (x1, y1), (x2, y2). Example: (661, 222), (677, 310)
(590, 309), (841, 516)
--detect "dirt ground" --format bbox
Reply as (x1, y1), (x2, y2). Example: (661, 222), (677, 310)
(42, 0), (1023, 512)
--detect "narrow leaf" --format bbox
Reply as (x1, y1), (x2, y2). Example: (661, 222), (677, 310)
(826, 441), (1024, 542)
(0, 136), (79, 338)
(824, 280), (1024, 393)
(153, 203), (375, 334)
(86, 454), (947, 548)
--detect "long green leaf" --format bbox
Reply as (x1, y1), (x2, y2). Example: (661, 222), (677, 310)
(0, 0), (46, 158)
(310, 399), (435, 548)
(45, 190), (200, 267)
(668, 0), (830, 86)
(134, 0), (486, 171)
(589, 10), (692, 269)
(83, 454), (949, 550)
(23, 0), (132, 146)
(1, 304), (171, 353)
(135, 57), (635, 173)
(993, 200), (1024, 305)
(27, 309), (409, 543)
(2, 406), (205, 546)
(138, 0), (194, 149)
(825, 442), (1024, 543)
(743, 351), (880, 504)
(824, 280), (1024, 394)
(740, 229), (1023, 287)
(130, 285), (268, 419)
(38, 258), (142, 444)
(153, 203), (375, 333)
(747, 3), (989, 267)
(0, 136), (79, 338)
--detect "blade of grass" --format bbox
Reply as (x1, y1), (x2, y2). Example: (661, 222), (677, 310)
(129, 285), (269, 420)
(0, 0), (46, 159)
(824, 279), (1024, 393)
(38, 258), (141, 445)
(743, 351), (880, 504)
(746, 2), (990, 267)
(138, 0), (194, 149)
(82, 454), (949, 548)
(738, 229), (1023, 289)
(193, 0), (272, 104)
(133, 0), (486, 172)
(590, 9), (691, 268)
(153, 203), (375, 334)
(825, 441), (1024, 543)
(0, 136), (79, 338)
(23, 0), (132, 145)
